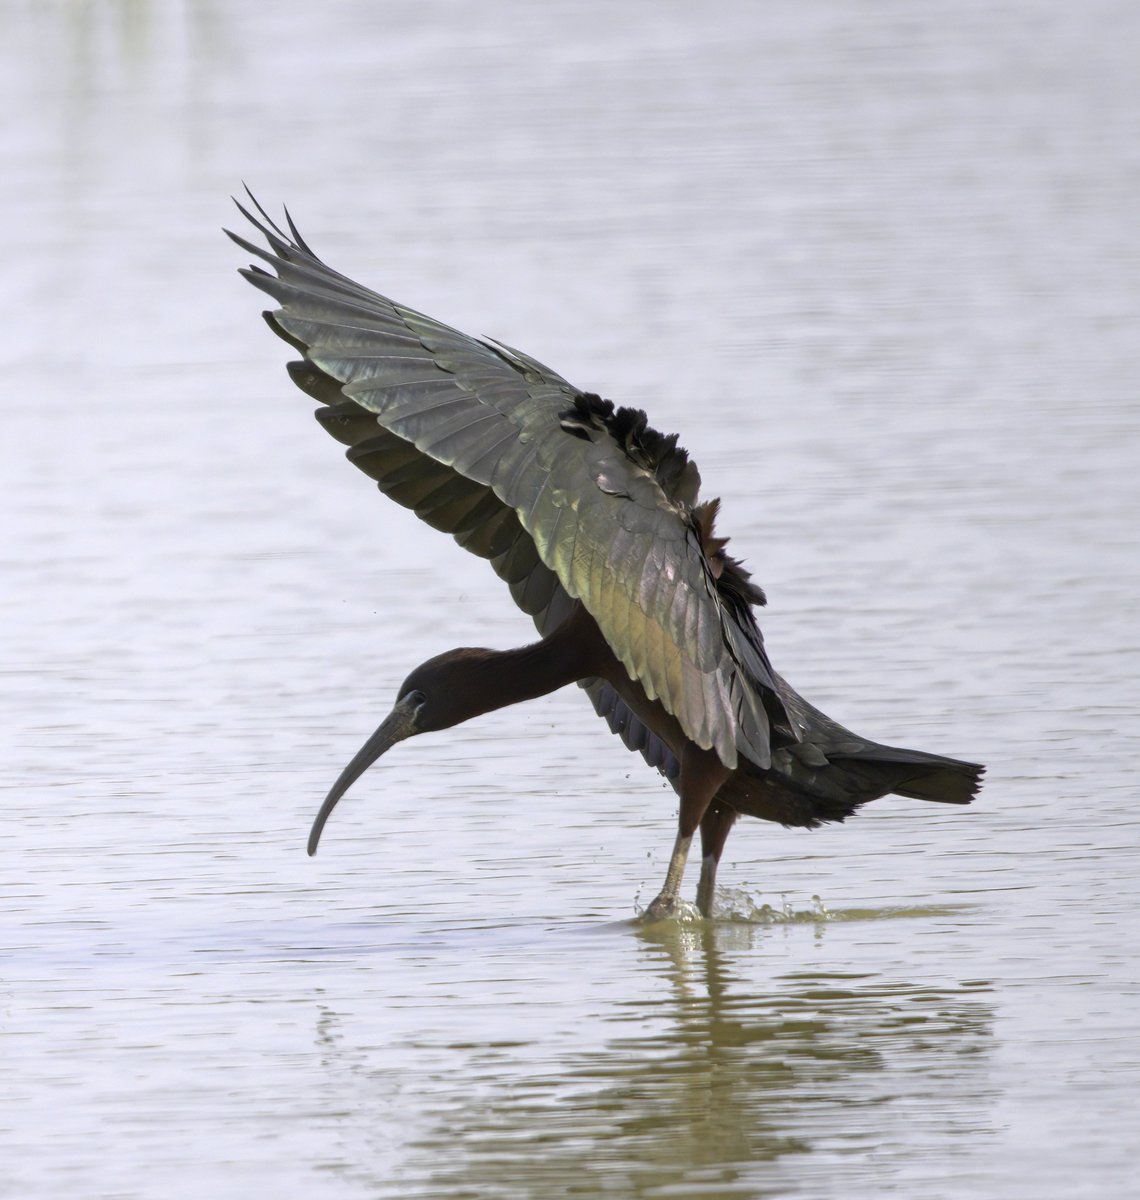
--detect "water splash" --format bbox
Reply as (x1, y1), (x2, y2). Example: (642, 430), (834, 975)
(632, 887), (832, 925)
(715, 889), (832, 925)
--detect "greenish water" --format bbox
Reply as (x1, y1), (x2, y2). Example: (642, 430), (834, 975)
(3, 2), (1139, 1198)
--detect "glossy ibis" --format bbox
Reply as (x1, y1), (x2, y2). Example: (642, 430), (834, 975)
(229, 196), (983, 920)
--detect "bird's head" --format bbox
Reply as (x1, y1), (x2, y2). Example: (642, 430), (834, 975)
(306, 649), (493, 855)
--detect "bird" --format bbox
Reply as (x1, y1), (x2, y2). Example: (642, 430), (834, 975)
(228, 193), (984, 920)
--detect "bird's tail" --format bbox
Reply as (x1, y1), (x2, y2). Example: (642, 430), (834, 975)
(721, 740), (984, 828)
(832, 744), (985, 807)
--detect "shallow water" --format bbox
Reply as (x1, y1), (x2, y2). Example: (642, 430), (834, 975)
(3, 2), (1139, 1197)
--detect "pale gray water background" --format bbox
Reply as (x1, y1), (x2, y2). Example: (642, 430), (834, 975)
(2, 2), (1138, 1197)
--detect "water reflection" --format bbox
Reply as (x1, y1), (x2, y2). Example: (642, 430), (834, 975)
(311, 923), (994, 1198)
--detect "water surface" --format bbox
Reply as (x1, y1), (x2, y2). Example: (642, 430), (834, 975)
(3, 2), (1139, 1197)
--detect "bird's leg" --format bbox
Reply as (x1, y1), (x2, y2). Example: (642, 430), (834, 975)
(695, 803), (738, 918)
(644, 827), (694, 921)
(643, 744), (731, 921)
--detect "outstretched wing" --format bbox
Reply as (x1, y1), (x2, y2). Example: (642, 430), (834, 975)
(229, 196), (788, 770)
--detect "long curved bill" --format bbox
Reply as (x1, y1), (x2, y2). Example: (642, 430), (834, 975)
(307, 696), (418, 856)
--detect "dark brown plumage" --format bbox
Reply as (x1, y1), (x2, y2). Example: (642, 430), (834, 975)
(229, 194), (984, 919)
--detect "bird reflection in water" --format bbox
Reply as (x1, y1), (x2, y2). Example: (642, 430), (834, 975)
(230, 194), (984, 918)
(306, 922), (995, 1197)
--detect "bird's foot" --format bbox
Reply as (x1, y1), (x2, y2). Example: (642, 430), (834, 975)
(642, 891), (680, 922)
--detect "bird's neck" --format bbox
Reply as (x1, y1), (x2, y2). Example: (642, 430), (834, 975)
(458, 607), (608, 721)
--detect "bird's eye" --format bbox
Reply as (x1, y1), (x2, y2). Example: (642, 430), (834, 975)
(408, 690), (427, 709)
